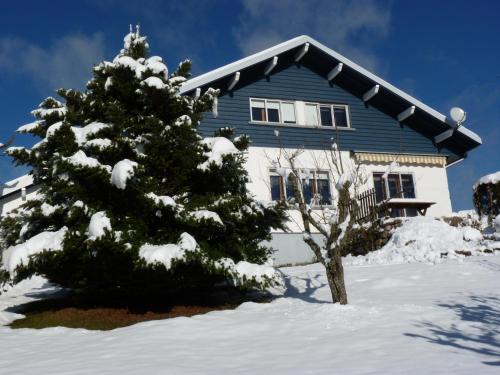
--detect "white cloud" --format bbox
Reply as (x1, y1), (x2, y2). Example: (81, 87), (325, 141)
(0, 33), (105, 92)
(234, 0), (391, 72)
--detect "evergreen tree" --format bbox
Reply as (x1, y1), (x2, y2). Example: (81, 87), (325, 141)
(0, 27), (286, 295)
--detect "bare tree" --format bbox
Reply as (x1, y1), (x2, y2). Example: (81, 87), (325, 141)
(270, 138), (366, 304)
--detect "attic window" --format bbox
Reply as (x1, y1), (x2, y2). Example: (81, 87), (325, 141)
(250, 99), (296, 124)
(250, 98), (349, 128)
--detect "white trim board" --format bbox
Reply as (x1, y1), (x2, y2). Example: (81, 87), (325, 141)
(179, 35), (481, 146)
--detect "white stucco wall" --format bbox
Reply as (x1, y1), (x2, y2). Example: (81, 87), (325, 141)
(244, 146), (453, 233)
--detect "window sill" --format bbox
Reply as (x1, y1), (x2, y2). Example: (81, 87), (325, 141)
(248, 121), (356, 131)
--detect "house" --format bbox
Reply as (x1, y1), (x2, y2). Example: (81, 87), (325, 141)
(0, 35), (482, 265)
(0, 174), (36, 217)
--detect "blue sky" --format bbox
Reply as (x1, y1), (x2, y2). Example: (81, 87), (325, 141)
(0, 0), (498, 211)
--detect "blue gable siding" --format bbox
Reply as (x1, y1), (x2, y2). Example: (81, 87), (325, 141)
(198, 63), (459, 158)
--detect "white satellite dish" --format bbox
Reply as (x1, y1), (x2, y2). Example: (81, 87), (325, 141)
(449, 107), (467, 126)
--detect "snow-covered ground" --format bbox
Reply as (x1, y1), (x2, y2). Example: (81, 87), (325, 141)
(1, 254), (499, 374)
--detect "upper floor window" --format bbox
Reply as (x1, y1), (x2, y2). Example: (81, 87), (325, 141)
(269, 169), (332, 205)
(250, 98), (350, 128)
(305, 103), (350, 127)
(250, 99), (296, 124)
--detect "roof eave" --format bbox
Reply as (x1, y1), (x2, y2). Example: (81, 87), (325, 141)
(179, 35), (482, 146)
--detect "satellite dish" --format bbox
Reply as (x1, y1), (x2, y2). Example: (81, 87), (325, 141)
(450, 107), (467, 126)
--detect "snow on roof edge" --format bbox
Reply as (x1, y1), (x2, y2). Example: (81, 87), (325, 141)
(179, 35), (481, 146)
(1, 174), (34, 197)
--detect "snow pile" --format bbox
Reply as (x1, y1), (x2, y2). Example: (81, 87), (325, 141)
(2, 227), (67, 274)
(139, 233), (198, 270)
(198, 137), (239, 171)
(63, 150), (112, 172)
(494, 214), (500, 233)
(345, 217), (483, 266)
(190, 210), (223, 225)
(461, 226), (482, 241)
(87, 211), (111, 240)
(110, 159), (138, 189)
(473, 171), (500, 189)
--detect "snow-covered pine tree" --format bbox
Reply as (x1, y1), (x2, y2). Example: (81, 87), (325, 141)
(0, 27), (286, 295)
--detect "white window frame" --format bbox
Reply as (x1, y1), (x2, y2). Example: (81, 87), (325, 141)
(250, 98), (297, 124)
(372, 171), (417, 200)
(250, 98), (350, 128)
(268, 168), (333, 206)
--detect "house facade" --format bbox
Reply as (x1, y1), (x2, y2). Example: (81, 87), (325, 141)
(0, 36), (482, 265)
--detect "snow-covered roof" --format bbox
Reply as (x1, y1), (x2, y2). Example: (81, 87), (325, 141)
(180, 35), (481, 146)
(1, 174), (34, 197)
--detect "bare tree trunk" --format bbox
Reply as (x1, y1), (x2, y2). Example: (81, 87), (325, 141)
(326, 253), (348, 304)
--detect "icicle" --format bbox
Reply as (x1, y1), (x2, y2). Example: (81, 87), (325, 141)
(212, 95), (218, 118)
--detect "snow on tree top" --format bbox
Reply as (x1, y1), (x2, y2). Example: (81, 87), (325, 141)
(123, 25), (149, 51)
(473, 171), (500, 189)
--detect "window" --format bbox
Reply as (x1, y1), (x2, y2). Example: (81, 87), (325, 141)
(250, 98), (350, 128)
(251, 99), (266, 122)
(333, 106), (349, 127)
(320, 106), (333, 126)
(305, 103), (319, 125)
(281, 102), (296, 124)
(270, 170), (331, 206)
(267, 101), (280, 123)
(250, 99), (296, 124)
(372, 172), (417, 217)
(303, 102), (350, 127)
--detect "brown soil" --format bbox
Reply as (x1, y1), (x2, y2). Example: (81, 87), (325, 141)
(8, 289), (271, 331)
